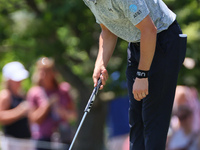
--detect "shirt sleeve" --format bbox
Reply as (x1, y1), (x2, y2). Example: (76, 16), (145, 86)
(90, 9), (102, 24)
(83, 0), (101, 24)
(124, 0), (150, 25)
(96, 19), (101, 24)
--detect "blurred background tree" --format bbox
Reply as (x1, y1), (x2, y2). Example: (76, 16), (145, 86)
(0, 0), (199, 149)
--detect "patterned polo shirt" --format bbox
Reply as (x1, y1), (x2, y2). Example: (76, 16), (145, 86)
(83, 0), (176, 42)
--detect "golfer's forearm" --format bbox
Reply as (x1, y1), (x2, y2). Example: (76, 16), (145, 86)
(95, 25), (118, 68)
(138, 28), (157, 71)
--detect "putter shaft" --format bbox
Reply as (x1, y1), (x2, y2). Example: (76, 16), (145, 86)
(68, 79), (101, 150)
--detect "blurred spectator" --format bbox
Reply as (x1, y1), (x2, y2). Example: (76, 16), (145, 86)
(27, 57), (77, 150)
(106, 95), (130, 150)
(167, 85), (200, 150)
(0, 61), (32, 150)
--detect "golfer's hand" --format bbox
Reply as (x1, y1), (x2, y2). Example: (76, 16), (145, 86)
(93, 67), (108, 90)
(133, 78), (149, 101)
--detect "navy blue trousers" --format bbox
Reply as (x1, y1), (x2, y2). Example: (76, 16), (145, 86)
(126, 21), (187, 150)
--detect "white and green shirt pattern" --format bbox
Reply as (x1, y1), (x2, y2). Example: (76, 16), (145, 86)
(83, 0), (176, 42)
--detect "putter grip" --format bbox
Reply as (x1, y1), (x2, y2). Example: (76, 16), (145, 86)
(84, 78), (102, 112)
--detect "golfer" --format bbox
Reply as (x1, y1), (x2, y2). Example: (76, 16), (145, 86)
(83, 0), (187, 149)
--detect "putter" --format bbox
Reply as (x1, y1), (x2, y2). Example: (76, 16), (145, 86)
(68, 78), (102, 150)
